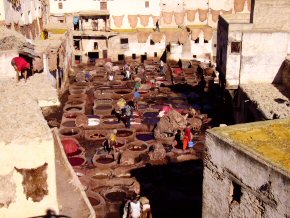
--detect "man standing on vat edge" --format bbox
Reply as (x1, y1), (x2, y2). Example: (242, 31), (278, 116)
(11, 56), (31, 82)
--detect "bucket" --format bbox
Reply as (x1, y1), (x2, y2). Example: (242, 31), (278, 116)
(188, 141), (196, 148)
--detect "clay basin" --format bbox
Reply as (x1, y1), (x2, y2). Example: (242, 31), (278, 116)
(68, 156), (86, 167)
(103, 189), (127, 204)
(136, 132), (155, 142)
(86, 190), (106, 214)
(63, 105), (85, 114)
(62, 112), (80, 120)
(102, 116), (119, 125)
(61, 120), (76, 128)
(93, 103), (113, 116)
(68, 93), (87, 101)
(143, 111), (159, 118)
(84, 130), (107, 144)
(112, 89), (133, 100)
(126, 141), (150, 155)
(59, 127), (82, 140)
(116, 129), (135, 143)
(92, 154), (117, 169)
(69, 87), (86, 95)
(94, 98), (113, 104)
(66, 99), (86, 106)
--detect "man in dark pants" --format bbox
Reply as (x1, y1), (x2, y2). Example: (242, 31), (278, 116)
(124, 101), (135, 128)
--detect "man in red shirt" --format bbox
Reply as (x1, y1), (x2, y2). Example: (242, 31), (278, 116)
(11, 57), (31, 82)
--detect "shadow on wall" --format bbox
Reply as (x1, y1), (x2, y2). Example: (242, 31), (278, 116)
(272, 59), (290, 87)
(29, 209), (70, 218)
(130, 160), (203, 218)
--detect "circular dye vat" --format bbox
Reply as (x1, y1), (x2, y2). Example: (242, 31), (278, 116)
(138, 104), (149, 109)
(143, 117), (159, 125)
(60, 128), (80, 136)
(89, 133), (105, 139)
(143, 111), (159, 118)
(64, 106), (82, 112)
(103, 118), (119, 125)
(66, 148), (82, 157)
(95, 157), (114, 164)
(68, 157), (85, 166)
(61, 120), (76, 128)
(116, 130), (132, 137)
(139, 91), (148, 95)
(136, 133), (154, 141)
(151, 104), (164, 110)
(105, 191), (126, 203)
(98, 86), (111, 90)
(128, 144), (147, 151)
(66, 100), (84, 105)
(88, 118), (100, 126)
(115, 143), (124, 148)
(63, 113), (78, 119)
(94, 105), (112, 110)
(71, 90), (85, 95)
(115, 90), (131, 95)
(88, 197), (100, 206)
(163, 144), (173, 152)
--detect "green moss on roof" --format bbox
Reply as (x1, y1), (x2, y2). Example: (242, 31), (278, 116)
(211, 119), (290, 176)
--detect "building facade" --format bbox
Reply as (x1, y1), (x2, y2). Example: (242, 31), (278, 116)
(48, 0), (251, 64)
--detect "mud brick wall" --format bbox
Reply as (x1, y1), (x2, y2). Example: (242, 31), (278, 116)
(281, 59), (290, 89)
(202, 131), (290, 218)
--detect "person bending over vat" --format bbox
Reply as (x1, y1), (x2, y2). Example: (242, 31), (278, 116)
(123, 101), (135, 128)
(11, 57), (31, 82)
(104, 129), (119, 160)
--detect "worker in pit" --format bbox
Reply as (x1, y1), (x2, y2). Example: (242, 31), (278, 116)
(11, 56), (31, 82)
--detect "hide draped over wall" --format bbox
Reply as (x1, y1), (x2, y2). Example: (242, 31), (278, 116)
(211, 9), (220, 22)
(178, 30), (189, 44)
(152, 16), (160, 24)
(186, 10), (197, 22)
(139, 15), (150, 27)
(191, 28), (201, 40)
(128, 15), (138, 28)
(112, 15), (124, 28)
(137, 32), (150, 43)
(198, 9), (208, 22)
(162, 11), (173, 24)
(174, 12), (185, 26)
(151, 32), (163, 43)
(165, 31), (179, 43)
(234, 0), (246, 12)
(203, 27), (213, 41)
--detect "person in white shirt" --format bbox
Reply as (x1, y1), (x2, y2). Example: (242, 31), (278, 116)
(122, 195), (143, 218)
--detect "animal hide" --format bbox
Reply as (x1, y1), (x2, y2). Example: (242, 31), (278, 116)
(128, 15), (138, 28)
(112, 15), (124, 28)
(162, 11), (173, 24)
(15, 163), (48, 202)
(198, 9), (208, 22)
(174, 12), (185, 26)
(186, 10), (197, 22)
(0, 170), (16, 208)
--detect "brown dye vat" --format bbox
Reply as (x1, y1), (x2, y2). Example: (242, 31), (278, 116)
(116, 130), (132, 137)
(63, 113), (79, 119)
(136, 133), (154, 141)
(138, 104), (149, 109)
(70, 90), (85, 95)
(151, 104), (164, 110)
(92, 175), (110, 179)
(67, 148), (82, 157)
(68, 157), (85, 166)
(143, 111), (159, 117)
(103, 119), (119, 125)
(66, 100), (84, 105)
(95, 157), (114, 164)
(97, 86), (112, 90)
(89, 133), (105, 139)
(94, 105), (112, 110)
(128, 144), (147, 151)
(60, 128), (80, 136)
(105, 191), (127, 203)
(88, 197), (100, 206)
(115, 90), (131, 95)
(61, 121), (76, 128)
(64, 106), (82, 112)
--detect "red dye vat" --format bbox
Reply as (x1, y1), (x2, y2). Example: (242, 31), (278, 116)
(68, 157), (85, 166)
(88, 197), (100, 206)
(61, 138), (79, 154)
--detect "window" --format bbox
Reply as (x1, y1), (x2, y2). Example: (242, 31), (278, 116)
(74, 40), (80, 50)
(58, 2), (63, 9)
(193, 55), (197, 58)
(118, 54), (124, 61)
(230, 181), (242, 203)
(150, 39), (155, 45)
(75, 55), (81, 64)
(214, 43), (217, 47)
(100, 2), (107, 10)
(145, 1), (149, 8)
(59, 20), (64, 23)
(94, 42), (98, 50)
(120, 38), (128, 44)
(194, 38), (199, 43)
(231, 42), (241, 53)
(132, 53), (136, 59)
(154, 52), (157, 57)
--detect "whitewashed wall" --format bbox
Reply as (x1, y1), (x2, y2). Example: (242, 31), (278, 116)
(0, 50), (19, 81)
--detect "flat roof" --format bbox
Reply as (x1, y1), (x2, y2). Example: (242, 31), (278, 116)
(209, 119), (290, 178)
(241, 83), (290, 119)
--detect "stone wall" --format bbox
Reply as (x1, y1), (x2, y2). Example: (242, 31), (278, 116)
(240, 32), (288, 84)
(203, 129), (290, 218)
(253, 0), (290, 32)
